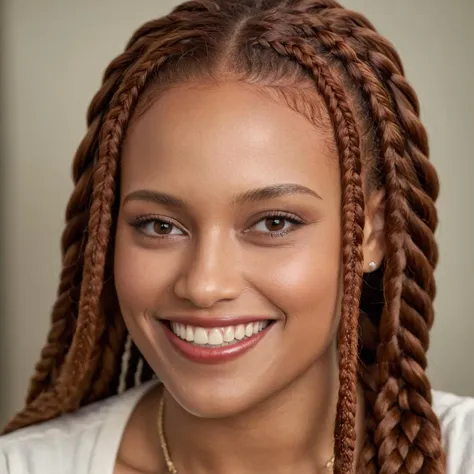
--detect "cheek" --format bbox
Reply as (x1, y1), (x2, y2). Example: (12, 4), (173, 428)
(250, 221), (342, 347)
(113, 223), (176, 319)
(258, 238), (341, 307)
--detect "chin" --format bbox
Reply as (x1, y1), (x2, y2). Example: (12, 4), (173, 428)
(165, 378), (266, 419)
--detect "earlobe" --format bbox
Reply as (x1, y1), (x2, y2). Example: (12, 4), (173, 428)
(362, 188), (385, 273)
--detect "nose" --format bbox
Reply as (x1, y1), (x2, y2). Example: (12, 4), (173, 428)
(173, 230), (244, 308)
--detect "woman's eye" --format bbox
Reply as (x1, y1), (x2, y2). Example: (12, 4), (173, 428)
(131, 218), (185, 238)
(249, 214), (304, 238)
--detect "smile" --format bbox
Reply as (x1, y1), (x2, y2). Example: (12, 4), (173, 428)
(159, 319), (275, 364)
(170, 321), (270, 347)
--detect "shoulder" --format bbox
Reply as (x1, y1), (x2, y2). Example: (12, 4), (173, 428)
(0, 381), (157, 474)
(432, 389), (474, 473)
(0, 400), (109, 474)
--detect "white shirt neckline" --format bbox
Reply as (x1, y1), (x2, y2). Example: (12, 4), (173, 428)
(1, 383), (472, 474)
(89, 380), (158, 474)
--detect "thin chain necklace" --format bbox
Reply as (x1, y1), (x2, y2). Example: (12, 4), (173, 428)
(157, 393), (335, 473)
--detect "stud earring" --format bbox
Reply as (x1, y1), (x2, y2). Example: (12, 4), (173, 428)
(368, 261), (377, 272)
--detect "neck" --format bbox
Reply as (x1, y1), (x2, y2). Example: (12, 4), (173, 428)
(162, 345), (365, 474)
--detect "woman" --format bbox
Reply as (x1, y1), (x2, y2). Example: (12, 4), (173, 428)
(1, 0), (472, 473)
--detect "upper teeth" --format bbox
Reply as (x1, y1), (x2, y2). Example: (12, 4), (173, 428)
(170, 321), (269, 346)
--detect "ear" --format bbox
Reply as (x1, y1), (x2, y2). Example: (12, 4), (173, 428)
(362, 188), (385, 273)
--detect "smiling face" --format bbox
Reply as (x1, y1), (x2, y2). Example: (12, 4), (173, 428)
(114, 81), (344, 417)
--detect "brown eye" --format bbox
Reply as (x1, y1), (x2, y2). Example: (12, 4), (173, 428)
(153, 221), (173, 235)
(130, 217), (185, 238)
(249, 213), (305, 238)
(264, 217), (285, 232)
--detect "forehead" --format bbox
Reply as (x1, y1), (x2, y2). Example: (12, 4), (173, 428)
(120, 82), (339, 204)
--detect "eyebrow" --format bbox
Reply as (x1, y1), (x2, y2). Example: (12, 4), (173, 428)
(123, 183), (322, 209)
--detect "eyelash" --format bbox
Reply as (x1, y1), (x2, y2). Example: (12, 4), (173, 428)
(129, 211), (305, 240)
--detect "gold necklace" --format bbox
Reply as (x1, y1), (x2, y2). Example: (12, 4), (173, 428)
(158, 393), (335, 473)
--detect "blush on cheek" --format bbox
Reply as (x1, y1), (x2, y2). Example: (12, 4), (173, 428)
(274, 258), (339, 320)
(258, 228), (341, 349)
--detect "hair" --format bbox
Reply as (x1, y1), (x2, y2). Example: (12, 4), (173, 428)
(3, 1), (445, 472)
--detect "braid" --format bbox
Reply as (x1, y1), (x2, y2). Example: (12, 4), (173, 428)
(253, 3), (443, 471)
(258, 35), (365, 473)
(118, 333), (133, 395)
(56, 37), (199, 411)
(276, 7), (443, 473)
(334, 26), (442, 474)
(24, 117), (102, 405)
(84, 277), (127, 404)
(3, 12), (225, 432)
(21, 30), (149, 409)
(3, 81), (119, 432)
(117, 333), (155, 395)
(77, 15), (213, 404)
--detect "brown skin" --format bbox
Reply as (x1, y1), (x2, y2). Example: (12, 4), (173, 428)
(113, 82), (385, 473)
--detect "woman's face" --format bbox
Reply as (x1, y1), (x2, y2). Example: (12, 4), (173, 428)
(115, 81), (343, 417)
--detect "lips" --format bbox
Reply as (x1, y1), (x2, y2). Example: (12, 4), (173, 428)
(157, 316), (276, 364)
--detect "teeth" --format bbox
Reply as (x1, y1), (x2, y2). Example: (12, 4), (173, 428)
(194, 327), (208, 345)
(235, 325), (245, 340)
(223, 327), (234, 342)
(170, 320), (270, 347)
(208, 329), (224, 346)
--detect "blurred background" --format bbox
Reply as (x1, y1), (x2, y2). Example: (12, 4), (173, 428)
(0, 0), (473, 425)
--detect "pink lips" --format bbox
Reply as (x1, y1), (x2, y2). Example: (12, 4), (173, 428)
(159, 318), (274, 364)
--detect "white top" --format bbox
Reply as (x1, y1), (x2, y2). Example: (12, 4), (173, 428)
(1, 382), (473, 474)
